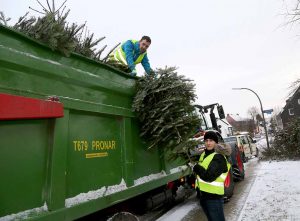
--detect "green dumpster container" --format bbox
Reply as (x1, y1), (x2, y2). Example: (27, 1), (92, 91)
(0, 25), (189, 221)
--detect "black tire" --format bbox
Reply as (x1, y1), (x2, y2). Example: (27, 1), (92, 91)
(233, 151), (245, 181)
(229, 144), (245, 181)
(108, 212), (139, 221)
(224, 167), (234, 201)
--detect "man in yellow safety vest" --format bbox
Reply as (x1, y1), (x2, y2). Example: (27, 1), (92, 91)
(111, 36), (153, 76)
(193, 131), (230, 221)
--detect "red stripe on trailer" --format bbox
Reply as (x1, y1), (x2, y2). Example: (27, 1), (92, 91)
(0, 93), (64, 120)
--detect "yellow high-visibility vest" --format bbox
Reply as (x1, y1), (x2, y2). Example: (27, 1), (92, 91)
(113, 40), (146, 66)
(195, 152), (230, 195)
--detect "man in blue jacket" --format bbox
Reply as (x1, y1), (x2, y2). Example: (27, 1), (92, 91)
(111, 36), (152, 76)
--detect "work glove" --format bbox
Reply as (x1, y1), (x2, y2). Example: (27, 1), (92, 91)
(193, 164), (203, 175)
(188, 162), (196, 169)
(148, 70), (158, 79)
(130, 69), (137, 76)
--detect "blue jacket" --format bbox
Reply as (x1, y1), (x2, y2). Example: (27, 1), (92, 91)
(122, 40), (152, 74)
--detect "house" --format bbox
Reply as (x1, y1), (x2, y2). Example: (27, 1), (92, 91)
(226, 113), (256, 135)
(280, 86), (300, 128)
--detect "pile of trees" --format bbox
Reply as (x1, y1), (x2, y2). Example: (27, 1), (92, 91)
(0, 0), (130, 73)
(133, 67), (200, 160)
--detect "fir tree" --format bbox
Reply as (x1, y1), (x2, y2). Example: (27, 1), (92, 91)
(133, 67), (201, 161)
(9, 0), (123, 68)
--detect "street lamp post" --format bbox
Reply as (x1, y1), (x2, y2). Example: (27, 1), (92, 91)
(232, 87), (270, 149)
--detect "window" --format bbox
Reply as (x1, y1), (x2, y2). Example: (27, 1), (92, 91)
(241, 136), (248, 145)
(217, 133), (224, 143)
(248, 136), (255, 143)
(237, 137), (242, 145)
(298, 99), (300, 105)
(289, 108), (294, 116)
(223, 137), (236, 142)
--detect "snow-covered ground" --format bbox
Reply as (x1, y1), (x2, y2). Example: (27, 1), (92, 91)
(237, 160), (300, 221)
(255, 135), (275, 150)
(157, 138), (300, 221)
(156, 196), (198, 221)
(158, 159), (300, 220)
(255, 137), (267, 150)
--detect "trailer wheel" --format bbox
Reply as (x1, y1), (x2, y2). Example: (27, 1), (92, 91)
(107, 212), (139, 221)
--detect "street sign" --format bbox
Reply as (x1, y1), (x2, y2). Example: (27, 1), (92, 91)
(263, 109), (273, 114)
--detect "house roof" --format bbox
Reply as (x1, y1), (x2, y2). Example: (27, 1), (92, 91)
(226, 113), (248, 122)
(282, 86), (300, 111)
(217, 118), (232, 127)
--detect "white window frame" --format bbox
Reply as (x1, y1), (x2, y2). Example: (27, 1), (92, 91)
(288, 108), (294, 116)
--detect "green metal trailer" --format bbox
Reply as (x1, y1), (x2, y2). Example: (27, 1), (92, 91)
(0, 25), (190, 221)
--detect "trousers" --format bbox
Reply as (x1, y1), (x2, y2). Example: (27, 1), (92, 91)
(200, 198), (225, 221)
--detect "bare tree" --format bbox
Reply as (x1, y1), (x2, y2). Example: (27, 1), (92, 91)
(0, 12), (11, 26)
(283, 1), (300, 96)
(247, 106), (263, 134)
(247, 106), (259, 121)
(288, 78), (300, 96)
(284, 0), (300, 27)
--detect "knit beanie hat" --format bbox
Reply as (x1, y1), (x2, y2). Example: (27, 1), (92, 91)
(204, 131), (218, 143)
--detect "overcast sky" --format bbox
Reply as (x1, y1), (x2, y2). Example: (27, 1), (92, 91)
(2, 0), (300, 117)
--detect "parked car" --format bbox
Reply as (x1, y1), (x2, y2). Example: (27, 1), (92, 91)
(239, 134), (258, 158)
(254, 133), (261, 138)
(223, 137), (245, 181)
(224, 135), (258, 162)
